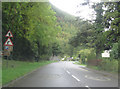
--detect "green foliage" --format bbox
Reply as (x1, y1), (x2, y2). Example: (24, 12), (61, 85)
(110, 43), (118, 59)
(26, 3), (58, 46)
(51, 43), (61, 56)
(69, 2), (119, 61)
(2, 2), (61, 60)
(92, 3), (105, 57)
(99, 59), (118, 72)
(69, 21), (95, 48)
(52, 5), (78, 57)
(80, 49), (96, 59)
(2, 2), (119, 73)
(77, 48), (96, 64)
(87, 58), (118, 73)
(103, 2), (120, 45)
(2, 2), (35, 60)
(118, 41), (120, 59)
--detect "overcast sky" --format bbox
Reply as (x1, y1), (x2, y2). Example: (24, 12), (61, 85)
(49, 0), (101, 20)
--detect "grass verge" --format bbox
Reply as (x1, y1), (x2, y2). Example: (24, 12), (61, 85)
(87, 66), (100, 70)
(73, 61), (86, 67)
(2, 59), (57, 85)
(74, 61), (118, 74)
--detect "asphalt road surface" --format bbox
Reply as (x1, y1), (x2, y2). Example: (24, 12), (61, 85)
(10, 61), (118, 87)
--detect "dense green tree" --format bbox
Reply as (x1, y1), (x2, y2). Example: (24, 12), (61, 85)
(52, 5), (78, 57)
(2, 2), (34, 60)
(103, 2), (120, 60)
(103, 2), (120, 45)
(92, 3), (105, 58)
(2, 2), (61, 60)
(69, 20), (95, 47)
(69, 2), (119, 60)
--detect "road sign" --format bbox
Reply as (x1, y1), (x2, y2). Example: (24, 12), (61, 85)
(3, 50), (10, 56)
(102, 53), (110, 57)
(4, 46), (9, 50)
(8, 46), (13, 51)
(4, 38), (13, 46)
(5, 30), (13, 37)
(4, 46), (13, 51)
(101, 50), (110, 57)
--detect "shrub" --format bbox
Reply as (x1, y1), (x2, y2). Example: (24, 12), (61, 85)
(78, 48), (96, 64)
(110, 43), (118, 60)
(40, 54), (50, 60)
(99, 59), (118, 72)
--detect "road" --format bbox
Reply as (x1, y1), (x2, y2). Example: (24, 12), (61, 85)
(10, 61), (118, 88)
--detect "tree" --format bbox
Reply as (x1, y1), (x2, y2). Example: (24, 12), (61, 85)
(2, 2), (35, 60)
(51, 4), (78, 57)
(69, 20), (95, 48)
(2, 2), (61, 60)
(110, 43), (118, 60)
(103, 2), (120, 45)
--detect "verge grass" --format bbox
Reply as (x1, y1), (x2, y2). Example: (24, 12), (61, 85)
(2, 59), (57, 85)
(73, 61), (86, 67)
(74, 60), (118, 74)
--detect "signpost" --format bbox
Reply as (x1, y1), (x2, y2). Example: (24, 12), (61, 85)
(4, 30), (13, 67)
(4, 46), (13, 52)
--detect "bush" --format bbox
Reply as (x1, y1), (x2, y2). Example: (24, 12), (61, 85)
(40, 54), (50, 60)
(71, 56), (79, 61)
(99, 59), (118, 72)
(78, 48), (96, 64)
(110, 43), (118, 59)
(87, 50), (96, 60)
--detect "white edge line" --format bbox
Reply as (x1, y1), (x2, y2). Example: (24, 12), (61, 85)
(71, 75), (80, 81)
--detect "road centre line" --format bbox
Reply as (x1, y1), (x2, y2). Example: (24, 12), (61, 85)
(71, 75), (80, 81)
(66, 70), (70, 74)
(85, 86), (91, 89)
(85, 86), (89, 87)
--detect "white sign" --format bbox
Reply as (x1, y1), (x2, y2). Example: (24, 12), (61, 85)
(102, 50), (110, 57)
(4, 38), (13, 46)
(5, 30), (13, 37)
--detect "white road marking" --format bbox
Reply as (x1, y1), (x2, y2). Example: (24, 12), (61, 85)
(85, 86), (91, 89)
(85, 86), (89, 87)
(66, 70), (70, 74)
(71, 75), (80, 81)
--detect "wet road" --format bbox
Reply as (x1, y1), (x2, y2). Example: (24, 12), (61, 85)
(10, 61), (118, 87)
